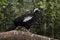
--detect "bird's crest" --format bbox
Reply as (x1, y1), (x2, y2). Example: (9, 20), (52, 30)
(34, 8), (40, 12)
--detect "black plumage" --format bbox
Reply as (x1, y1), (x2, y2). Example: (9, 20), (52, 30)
(6, 8), (41, 31)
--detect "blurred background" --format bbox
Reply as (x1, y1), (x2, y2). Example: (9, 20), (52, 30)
(0, 0), (60, 40)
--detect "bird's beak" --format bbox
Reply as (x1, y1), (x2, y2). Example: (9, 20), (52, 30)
(38, 10), (40, 11)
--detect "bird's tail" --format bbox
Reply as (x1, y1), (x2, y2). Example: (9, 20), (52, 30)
(6, 25), (17, 31)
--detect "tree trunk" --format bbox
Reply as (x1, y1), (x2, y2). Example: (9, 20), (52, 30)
(0, 30), (58, 40)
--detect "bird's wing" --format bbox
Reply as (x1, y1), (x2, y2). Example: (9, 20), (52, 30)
(23, 16), (33, 22)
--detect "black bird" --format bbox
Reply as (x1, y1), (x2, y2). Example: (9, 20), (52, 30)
(6, 8), (42, 31)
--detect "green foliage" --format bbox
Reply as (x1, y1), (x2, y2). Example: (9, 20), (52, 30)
(0, 0), (60, 40)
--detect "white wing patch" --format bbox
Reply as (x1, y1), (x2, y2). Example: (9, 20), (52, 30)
(23, 16), (33, 22)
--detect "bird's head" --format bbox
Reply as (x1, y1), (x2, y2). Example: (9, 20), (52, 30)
(34, 8), (40, 12)
(34, 8), (42, 13)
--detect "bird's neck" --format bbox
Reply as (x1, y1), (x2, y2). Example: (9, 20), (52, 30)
(33, 11), (39, 15)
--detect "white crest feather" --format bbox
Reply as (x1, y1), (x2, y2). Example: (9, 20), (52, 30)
(23, 16), (33, 22)
(34, 8), (40, 12)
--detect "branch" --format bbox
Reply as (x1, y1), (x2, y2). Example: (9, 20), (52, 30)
(0, 30), (58, 40)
